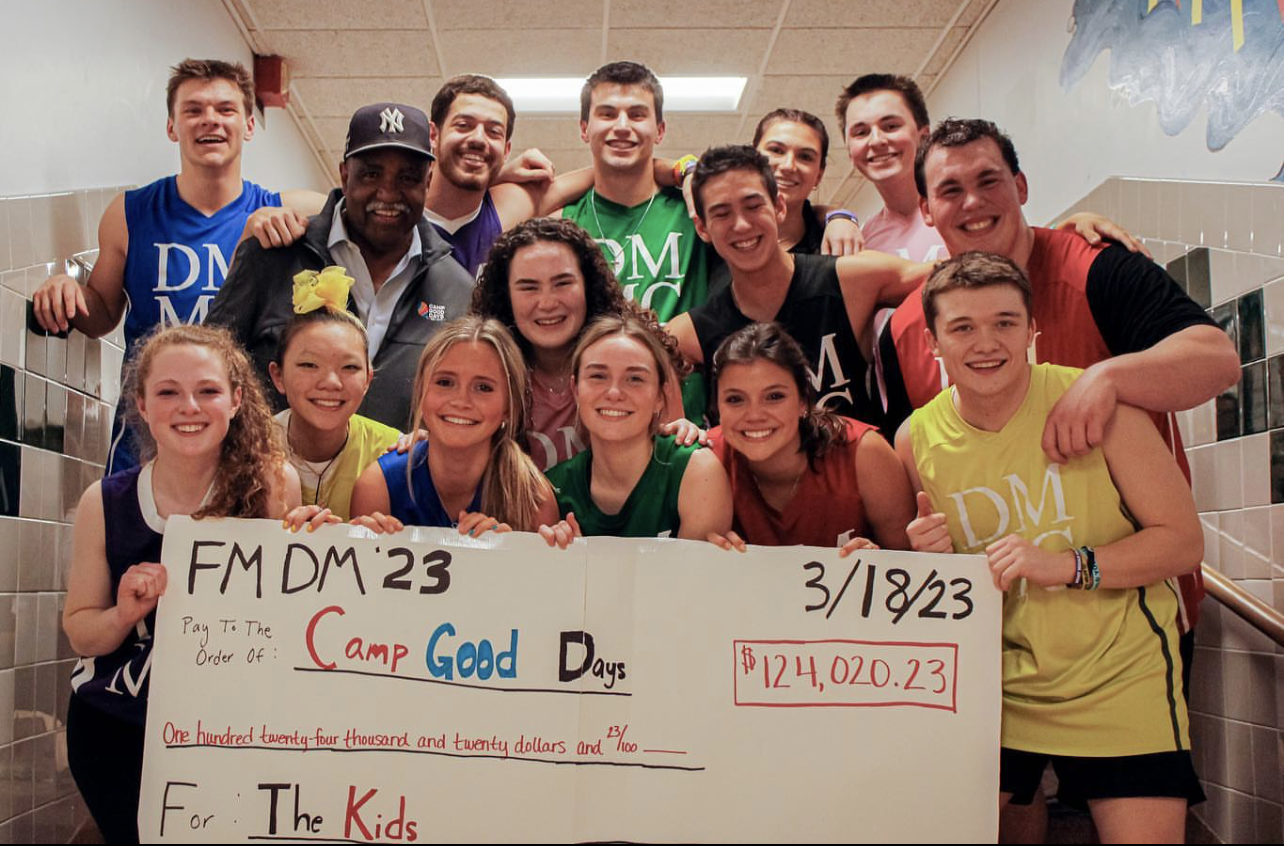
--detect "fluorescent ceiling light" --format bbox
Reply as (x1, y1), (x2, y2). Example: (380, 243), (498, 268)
(495, 77), (746, 112)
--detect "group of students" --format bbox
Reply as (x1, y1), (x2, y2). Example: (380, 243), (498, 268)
(43, 55), (1241, 846)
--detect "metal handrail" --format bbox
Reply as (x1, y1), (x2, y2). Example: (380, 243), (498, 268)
(1202, 563), (1284, 647)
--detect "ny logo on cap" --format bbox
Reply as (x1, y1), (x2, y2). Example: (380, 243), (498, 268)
(379, 107), (405, 133)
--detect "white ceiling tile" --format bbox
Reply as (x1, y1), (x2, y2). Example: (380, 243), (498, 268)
(817, 171), (849, 201)
(251, 1), (984, 205)
(434, 0), (603, 29)
(822, 178), (864, 208)
(957, 0), (992, 28)
(245, 0), (428, 30)
(612, 0), (781, 29)
(652, 116), (745, 154)
(784, 0), (970, 28)
(922, 27), (969, 77)
(541, 150), (595, 176)
(314, 117), (353, 156)
(292, 77), (443, 117)
(767, 28), (940, 76)
(438, 29), (602, 76)
(747, 75), (852, 124)
(509, 117), (586, 152)
(264, 30), (440, 77)
(606, 29), (771, 75)
(511, 116), (747, 158)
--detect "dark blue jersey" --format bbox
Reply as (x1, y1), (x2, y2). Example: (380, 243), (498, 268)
(68, 466), (162, 725)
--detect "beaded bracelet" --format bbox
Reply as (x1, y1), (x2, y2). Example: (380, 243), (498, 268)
(672, 154), (698, 184)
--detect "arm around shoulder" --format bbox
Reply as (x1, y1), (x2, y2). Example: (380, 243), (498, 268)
(1095, 403), (1203, 586)
(835, 253), (931, 339)
(665, 312), (704, 367)
(676, 448), (733, 541)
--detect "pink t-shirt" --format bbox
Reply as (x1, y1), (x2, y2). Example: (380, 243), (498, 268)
(864, 205), (949, 416)
(527, 370), (585, 471)
(861, 206), (948, 262)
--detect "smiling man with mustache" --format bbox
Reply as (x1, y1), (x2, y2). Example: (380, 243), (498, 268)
(208, 102), (474, 430)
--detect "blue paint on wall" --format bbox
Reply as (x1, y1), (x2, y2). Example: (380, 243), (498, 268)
(1061, 0), (1284, 179)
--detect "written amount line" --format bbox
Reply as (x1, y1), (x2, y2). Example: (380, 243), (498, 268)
(165, 743), (704, 772)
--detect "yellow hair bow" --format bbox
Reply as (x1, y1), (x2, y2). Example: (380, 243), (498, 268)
(292, 266), (355, 315)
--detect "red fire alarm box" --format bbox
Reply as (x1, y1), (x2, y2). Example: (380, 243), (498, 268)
(254, 55), (290, 109)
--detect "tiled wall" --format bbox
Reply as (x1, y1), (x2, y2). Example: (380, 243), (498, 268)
(1063, 177), (1284, 845)
(0, 187), (132, 842)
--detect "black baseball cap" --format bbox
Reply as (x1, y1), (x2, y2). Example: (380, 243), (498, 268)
(343, 102), (434, 161)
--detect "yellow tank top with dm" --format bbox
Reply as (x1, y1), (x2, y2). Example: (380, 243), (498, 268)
(909, 363), (1188, 757)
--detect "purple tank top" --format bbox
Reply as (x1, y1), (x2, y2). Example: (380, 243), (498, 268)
(429, 190), (503, 278)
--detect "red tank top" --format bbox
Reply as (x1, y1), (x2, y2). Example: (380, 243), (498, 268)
(709, 417), (877, 547)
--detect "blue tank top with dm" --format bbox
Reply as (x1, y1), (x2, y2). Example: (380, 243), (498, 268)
(109, 177), (281, 475)
(68, 467), (161, 726)
(121, 175), (281, 355)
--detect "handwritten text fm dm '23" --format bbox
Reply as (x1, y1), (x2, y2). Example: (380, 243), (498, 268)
(181, 538), (627, 690)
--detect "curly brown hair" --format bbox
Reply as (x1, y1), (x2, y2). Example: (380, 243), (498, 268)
(472, 217), (628, 361)
(123, 324), (287, 519)
(472, 218), (687, 381)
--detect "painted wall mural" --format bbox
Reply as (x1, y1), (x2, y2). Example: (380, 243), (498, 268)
(1061, 0), (1284, 181)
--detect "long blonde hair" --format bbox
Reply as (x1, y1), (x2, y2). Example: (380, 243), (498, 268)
(406, 316), (547, 531)
(123, 324), (286, 519)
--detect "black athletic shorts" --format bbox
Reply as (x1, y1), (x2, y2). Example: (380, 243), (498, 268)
(1000, 747), (1205, 810)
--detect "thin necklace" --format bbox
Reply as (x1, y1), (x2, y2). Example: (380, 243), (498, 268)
(754, 457), (807, 512)
(289, 413), (349, 507)
(589, 188), (656, 247)
(533, 366), (571, 395)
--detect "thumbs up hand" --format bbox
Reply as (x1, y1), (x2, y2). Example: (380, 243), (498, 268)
(907, 491), (953, 553)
